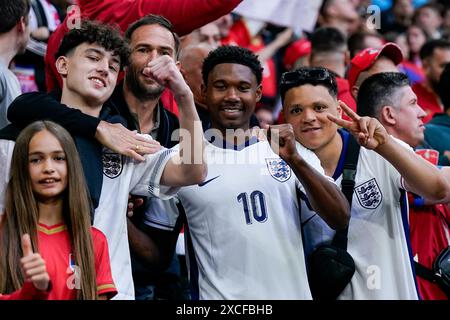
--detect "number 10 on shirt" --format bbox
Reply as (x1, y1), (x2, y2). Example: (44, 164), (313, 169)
(237, 191), (268, 224)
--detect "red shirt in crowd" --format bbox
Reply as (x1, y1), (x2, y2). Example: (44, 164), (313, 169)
(37, 223), (116, 300)
(409, 201), (450, 300)
(0, 281), (50, 300)
(336, 76), (356, 120)
(409, 149), (450, 300)
(412, 81), (443, 124)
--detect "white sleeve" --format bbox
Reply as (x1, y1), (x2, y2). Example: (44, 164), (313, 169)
(142, 197), (181, 231)
(294, 141), (335, 191)
(129, 146), (180, 200)
(0, 140), (14, 215)
(390, 136), (414, 190)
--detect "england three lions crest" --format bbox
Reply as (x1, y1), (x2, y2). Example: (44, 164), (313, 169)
(102, 151), (123, 179)
(355, 178), (382, 209)
(265, 158), (291, 182)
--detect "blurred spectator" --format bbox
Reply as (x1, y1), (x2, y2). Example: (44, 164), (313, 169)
(310, 27), (356, 113)
(409, 185), (450, 300)
(180, 23), (221, 50)
(318, 0), (360, 36)
(442, 5), (450, 30)
(347, 42), (403, 98)
(50, 0), (76, 19)
(412, 39), (450, 123)
(179, 43), (214, 130)
(283, 38), (311, 70)
(275, 37), (312, 125)
(406, 24), (430, 68)
(372, 0), (396, 11)
(385, 31), (409, 58)
(380, 0), (415, 34)
(0, 0), (31, 129)
(423, 62), (450, 165)
(215, 14), (234, 40)
(14, 0), (62, 93)
(220, 16), (249, 47)
(348, 31), (385, 58)
(385, 30), (426, 84)
(413, 2), (444, 39)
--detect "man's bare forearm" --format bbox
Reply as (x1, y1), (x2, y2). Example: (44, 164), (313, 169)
(287, 154), (350, 230)
(175, 91), (207, 184)
(376, 136), (450, 203)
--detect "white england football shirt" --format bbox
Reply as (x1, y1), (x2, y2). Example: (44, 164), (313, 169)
(301, 130), (419, 300)
(146, 138), (328, 300)
(95, 146), (179, 300)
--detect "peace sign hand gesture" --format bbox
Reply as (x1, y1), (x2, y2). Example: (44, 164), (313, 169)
(327, 101), (388, 150)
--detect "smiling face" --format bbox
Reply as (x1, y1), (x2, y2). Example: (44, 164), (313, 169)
(57, 42), (120, 108)
(283, 84), (341, 152)
(28, 130), (68, 203)
(125, 23), (177, 100)
(202, 63), (261, 133)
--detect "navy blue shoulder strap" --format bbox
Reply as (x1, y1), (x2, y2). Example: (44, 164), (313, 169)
(332, 135), (360, 250)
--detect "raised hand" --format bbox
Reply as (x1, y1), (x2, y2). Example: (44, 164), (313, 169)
(143, 55), (192, 98)
(327, 101), (388, 150)
(95, 121), (162, 161)
(249, 126), (267, 142)
(20, 234), (50, 292)
(267, 124), (299, 163)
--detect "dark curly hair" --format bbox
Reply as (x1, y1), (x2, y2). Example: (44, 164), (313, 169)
(202, 46), (263, 86)
(55, 20), (130, 70)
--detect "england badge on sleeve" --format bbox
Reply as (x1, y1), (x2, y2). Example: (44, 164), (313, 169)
(102, 150), (123, 179)
(265, 158), (291, 182)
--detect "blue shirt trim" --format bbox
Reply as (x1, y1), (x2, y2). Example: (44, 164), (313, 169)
(333, 128), (351, 180)
(208, 134), (259, 151)
(400, 190), (422, 300)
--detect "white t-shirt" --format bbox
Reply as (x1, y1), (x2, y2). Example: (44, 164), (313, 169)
(0, 63), (21, 129)
(146, 139), (329, 300)
(301, 131), (419, 300)
(95, 146), (178, 300)
(0, 140), (15, 214)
